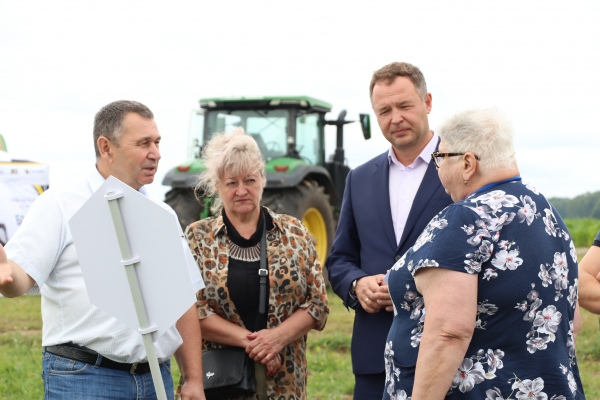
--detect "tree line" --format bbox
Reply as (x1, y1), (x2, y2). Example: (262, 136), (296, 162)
(549, 191), (600, 219)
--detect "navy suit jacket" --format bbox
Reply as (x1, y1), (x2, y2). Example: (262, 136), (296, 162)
(326, 149), (452, 375)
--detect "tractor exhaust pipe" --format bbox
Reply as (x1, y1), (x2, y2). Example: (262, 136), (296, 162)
(325, 110), (354, 165)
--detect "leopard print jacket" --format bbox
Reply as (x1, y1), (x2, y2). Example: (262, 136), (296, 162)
(185, 207), (329, 400)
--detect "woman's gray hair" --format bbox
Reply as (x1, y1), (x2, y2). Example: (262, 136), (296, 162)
(438, 108), (517, 173)
(196, 129), (266, 214)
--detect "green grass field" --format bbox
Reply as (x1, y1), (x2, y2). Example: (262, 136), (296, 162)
(2, 285), (599, 399)
(565, 218), (600, 248)
(0, 290), (353, 400)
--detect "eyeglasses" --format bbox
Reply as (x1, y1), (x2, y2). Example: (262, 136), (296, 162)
(431, 152), (480, 168)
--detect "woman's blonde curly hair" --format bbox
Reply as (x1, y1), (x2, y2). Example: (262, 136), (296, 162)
(195, 128), (266, 214)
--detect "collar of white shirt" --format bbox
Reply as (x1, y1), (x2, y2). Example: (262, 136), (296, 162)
(88, 167), (149, 196)
(387, 132), (438, 169)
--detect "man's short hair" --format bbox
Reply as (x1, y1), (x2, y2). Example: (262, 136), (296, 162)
(370, 62), (428, 101)
(93, 100), (154, 157)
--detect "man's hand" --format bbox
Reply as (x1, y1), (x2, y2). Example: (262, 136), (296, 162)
(0, 243), (35, 297)
(356, 274), (390, 313)
(178, 378), (206, 400)
(374, 278), (393, 312)
(174, 306), (205, 400)
(0, 243), (14, 288)
(245, 329), (284, 365)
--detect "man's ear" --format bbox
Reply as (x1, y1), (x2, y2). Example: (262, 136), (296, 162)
(97, 136), (113, 163)
(424, 93), (432, 114)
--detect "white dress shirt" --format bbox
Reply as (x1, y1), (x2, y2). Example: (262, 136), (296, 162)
(6, 168), (184, 363)
(388, 133), (438, 245)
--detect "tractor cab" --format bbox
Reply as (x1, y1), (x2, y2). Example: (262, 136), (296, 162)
(180, 96), (332, 174)
(202, 96), (331, 166)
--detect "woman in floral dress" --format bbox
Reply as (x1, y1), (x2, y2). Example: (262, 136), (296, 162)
(383, 108), (585, 399)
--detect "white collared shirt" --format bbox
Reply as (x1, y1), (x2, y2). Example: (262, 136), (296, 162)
(388, 133), (438, 245)
(6, 168), (183, 363)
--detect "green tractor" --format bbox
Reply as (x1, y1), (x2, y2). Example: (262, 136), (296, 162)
(162, 96), (371, 264)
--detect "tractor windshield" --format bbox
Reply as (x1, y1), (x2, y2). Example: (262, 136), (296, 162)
(205, 109), (288, 161)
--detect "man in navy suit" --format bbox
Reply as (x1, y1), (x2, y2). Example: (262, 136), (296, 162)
(327, 62), (452, 399)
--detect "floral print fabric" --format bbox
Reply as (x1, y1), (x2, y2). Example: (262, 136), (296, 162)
(384, 181), (585, 399)
(185, 207), (328, 400)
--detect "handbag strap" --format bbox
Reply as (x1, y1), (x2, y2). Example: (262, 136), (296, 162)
(256, 210), (269, 329)
(254, 209), (269, 400)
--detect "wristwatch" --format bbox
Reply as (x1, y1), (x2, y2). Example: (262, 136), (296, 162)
(350, 279), (357, 296)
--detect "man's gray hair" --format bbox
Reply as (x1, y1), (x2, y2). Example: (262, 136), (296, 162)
(370, 62), (428, 101)
(196, 129), (266, 214)
(438, 108), (517, 174)
(93, 100), (154, 157)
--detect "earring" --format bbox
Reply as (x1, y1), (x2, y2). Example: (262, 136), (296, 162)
(464, 180), (469, 186)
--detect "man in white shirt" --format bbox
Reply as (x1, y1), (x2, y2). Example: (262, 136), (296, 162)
(0, 100), (205, 400)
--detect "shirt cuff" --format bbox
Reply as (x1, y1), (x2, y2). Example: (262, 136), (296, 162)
(347, 290), (359, 309)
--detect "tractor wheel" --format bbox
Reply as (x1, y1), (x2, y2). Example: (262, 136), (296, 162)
(164, 188), (204, 231)
(261, 181), (335, 275)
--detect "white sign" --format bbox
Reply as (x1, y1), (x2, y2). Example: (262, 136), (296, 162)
(0, 160), (49, 186)
(0, 182), (40, 246)
(69, 176), (202, 342)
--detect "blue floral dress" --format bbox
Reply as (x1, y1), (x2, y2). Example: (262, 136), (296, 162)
(384, 179), (585, 400)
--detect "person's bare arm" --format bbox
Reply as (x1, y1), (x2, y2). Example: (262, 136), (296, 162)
(200, 314), (253, 348)
(0, 243), (35, 298)
(174, 305), (205, 400)
(411, 267), (478, 400)
(578, 246), (600, 313)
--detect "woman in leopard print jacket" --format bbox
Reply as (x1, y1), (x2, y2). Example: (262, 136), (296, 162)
(181, 130), (329, 400)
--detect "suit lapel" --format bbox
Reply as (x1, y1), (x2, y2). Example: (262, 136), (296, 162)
(372, 153), (397, 250)
(397, 139), (442, 251)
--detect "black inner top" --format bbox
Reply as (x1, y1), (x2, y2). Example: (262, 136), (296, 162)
(223, 208), (273, 332)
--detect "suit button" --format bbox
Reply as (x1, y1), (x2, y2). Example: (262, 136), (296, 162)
(395, 255), (400, 261)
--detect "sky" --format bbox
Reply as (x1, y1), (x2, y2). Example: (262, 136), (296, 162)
(0, 0), (599, 200)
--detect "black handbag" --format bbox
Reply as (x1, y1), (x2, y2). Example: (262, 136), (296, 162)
(202, 213), (269, 399)
(202, 347), (256, 398)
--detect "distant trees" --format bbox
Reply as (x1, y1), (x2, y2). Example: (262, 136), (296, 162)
(549, 191), (600, 219)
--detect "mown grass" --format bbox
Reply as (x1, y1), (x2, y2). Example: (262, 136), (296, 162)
(0, 296), (44, 400)
(565, 218), (600, 248)
(306, 290), (353, 400)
